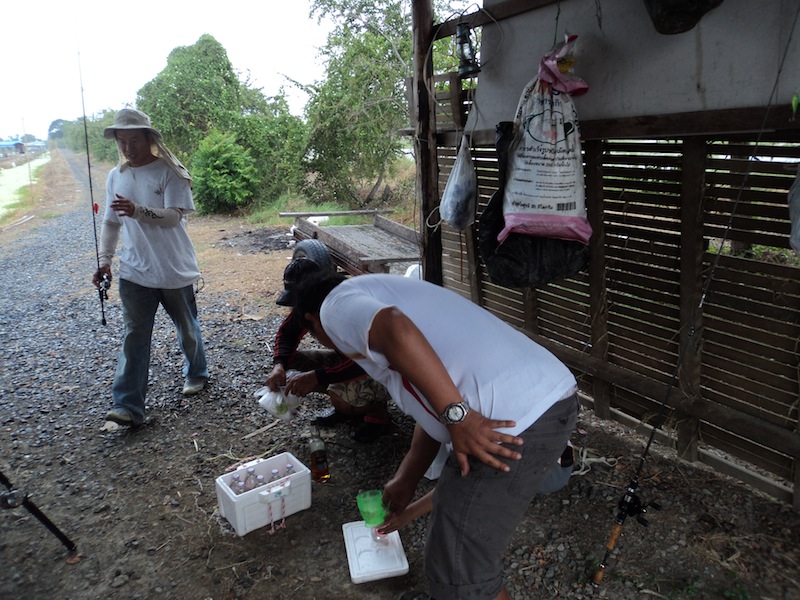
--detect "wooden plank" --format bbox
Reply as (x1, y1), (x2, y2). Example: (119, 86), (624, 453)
(278, 210), (393, 217)
(374, 214), (421, 245)
(704, 309), (800, 349)
(529, 333), (800, 460)
(701, 370), (797, 423)
(293, 217), (420, 274)
(703, 331), (799, 372)
(699, 423), (794, 481)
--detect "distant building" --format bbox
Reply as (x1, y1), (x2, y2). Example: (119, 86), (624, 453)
(26, 141), (47, 152)
(0, 140), (25, 155)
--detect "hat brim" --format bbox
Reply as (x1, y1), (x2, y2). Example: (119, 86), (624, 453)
(103, 126), (162, 140)
(276, 289), (295, 307)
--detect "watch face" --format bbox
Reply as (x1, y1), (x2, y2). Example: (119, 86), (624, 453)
(446, 403), (466, 423)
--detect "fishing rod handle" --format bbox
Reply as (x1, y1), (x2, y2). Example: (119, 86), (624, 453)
(592, 522), (624, 586)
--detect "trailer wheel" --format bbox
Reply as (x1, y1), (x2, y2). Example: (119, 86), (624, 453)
(293, 239), (335, 272)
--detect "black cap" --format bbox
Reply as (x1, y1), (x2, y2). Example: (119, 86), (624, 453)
(276, 259), (323, 306)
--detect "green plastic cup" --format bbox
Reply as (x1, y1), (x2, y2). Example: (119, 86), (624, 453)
(356, 490), (387, 527)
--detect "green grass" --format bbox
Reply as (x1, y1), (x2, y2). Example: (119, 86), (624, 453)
(0, 187), (33, 227)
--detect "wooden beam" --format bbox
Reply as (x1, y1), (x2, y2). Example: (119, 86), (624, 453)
(579, 104), (800, 141)
(412, 0), (443, 285)
(433, 0), (556, 40)
(676, 137), (707, 462)
(439, 104), (800, 147)
(585, 139), (611, 420)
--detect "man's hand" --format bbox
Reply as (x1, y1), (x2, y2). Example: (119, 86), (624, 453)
(266, 364), (286, 392)
(381, 473), (418, 519)
(284, 370), (318, 397)
(448, 411), (523, 476)
(111, 194), (136, 218)
(92, 265), (112, 289)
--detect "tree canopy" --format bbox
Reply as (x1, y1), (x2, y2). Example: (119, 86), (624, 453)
(137, 34), (242, 162)
(50, 3), (471, 213)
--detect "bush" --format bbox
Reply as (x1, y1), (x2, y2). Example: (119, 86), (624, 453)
(191, 131), (260, 214)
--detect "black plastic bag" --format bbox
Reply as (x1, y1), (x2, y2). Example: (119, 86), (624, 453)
(642, 0), (724, 34)
(478, 122), (589, 288)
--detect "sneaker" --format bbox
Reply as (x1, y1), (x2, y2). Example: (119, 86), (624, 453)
(105, 407), (134, 426)
(314, 407), (349, 427)
(352, 416), (393, 443)
(182, 377), (207, 396)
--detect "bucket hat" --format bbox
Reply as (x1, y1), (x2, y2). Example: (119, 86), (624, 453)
(103, 108), (162, 140)
(277, 259), (322, 306)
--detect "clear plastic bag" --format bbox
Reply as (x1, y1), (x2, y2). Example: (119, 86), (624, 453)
(253, 373), (302, 421)
(440, 134), (477, 231)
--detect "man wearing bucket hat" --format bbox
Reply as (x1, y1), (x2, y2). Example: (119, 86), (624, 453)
(92, 108), (208, 427)
(265, 258), (393, 443)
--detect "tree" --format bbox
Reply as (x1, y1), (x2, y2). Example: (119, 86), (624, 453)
(136, 34), (242, 162)
(191, 130), (260, 214)
(234, 88), (308, 205)
(137, 34), (309, 208)
(305, 0), (464, 203)
(305, 0), (413, 203)
(55, 110), (118, 164)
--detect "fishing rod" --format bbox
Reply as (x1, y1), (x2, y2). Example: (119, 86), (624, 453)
(78, 53), (110, 326)
(591, 4), (800, 586)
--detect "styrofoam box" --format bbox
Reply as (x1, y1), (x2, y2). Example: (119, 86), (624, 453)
(215, 453), (311, 536)
(342, 521), (409, 584)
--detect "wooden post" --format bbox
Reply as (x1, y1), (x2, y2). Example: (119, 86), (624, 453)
(412, 0), (443, 285)
(585, 140), (610, 419)
(676, 137), (707, 462)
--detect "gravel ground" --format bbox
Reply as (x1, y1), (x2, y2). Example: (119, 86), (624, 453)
(1, 150), (799, 600)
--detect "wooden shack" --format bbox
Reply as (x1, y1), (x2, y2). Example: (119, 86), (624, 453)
(409, 0), (800, 507)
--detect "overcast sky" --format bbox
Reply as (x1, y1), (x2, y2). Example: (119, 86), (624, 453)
(2, 1), (334, 140)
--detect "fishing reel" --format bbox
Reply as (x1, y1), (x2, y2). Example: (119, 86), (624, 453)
(98, 273), (111, 301)
(618, 489), (661, 527)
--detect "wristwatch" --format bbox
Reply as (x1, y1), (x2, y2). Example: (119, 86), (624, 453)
(439, 400), (470, 425)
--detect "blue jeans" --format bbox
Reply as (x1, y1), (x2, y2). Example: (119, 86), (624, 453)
(112, 279), (208, 425)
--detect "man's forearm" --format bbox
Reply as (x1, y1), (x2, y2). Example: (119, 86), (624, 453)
(98, 221), (121, 267)
(132, 205), (182, 227)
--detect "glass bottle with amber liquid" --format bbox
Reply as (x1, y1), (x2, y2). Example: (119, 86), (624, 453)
(309, 434), (330, 483)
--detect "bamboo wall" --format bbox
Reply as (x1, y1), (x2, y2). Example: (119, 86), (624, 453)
(434, 113), (800, 506)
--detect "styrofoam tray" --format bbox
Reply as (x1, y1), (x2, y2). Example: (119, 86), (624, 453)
(342, 521), (409, 584)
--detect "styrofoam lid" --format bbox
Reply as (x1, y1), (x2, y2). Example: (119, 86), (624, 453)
(342, 521), (409, 584)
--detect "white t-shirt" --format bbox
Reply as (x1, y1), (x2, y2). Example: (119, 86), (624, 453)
(104, 158), (200, 288)
(320, 274), (577, 442)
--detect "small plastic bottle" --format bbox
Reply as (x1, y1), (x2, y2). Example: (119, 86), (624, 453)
(309, 436), (331, 483)
(243, 467), (258, 491)
(285, 463), (295, 476)
(235, 481), (246, 495)
(229, 473), (242, 493)
(269, 468), (281, 482)
(255, 474), (266, 487)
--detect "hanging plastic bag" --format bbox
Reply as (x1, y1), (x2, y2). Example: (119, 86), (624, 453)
(478, 122), (589, 288)
(440, 134), (477, 231)
(499, 35), (592, 245)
